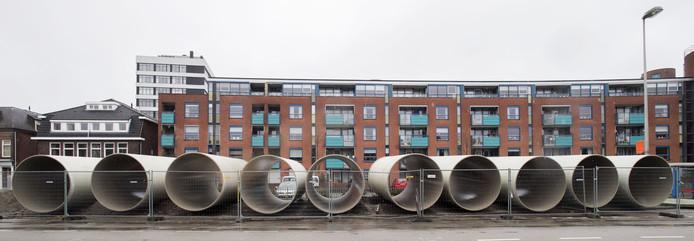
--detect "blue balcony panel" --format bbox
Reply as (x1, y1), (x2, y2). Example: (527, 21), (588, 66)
(268, 136), (280, 146)
(252, 114), (264, 125)
(161, 135), (174, 147)
(161, 112), (174, 124)
(556, 136), (573, 146)
(325, 115), (344, 125)
(483, 115), (500, 126)
(483, 136), (500, 147)
(554, 115), (573, 125)
(252, 136), (264, 146)
(268, 114), (280, 125)
(630, 114), (645, 124)
(326, 158), (345, 169)
(629, 136), (645, 145)
(410, 115), (428, 125)
(411, 137), (429, 147)
(326, 136), (345, 147)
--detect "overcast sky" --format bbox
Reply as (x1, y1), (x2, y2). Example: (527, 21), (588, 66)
(1, 0), (693, 114)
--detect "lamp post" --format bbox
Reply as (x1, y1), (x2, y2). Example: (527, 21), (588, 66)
(642, 6), (663, 155)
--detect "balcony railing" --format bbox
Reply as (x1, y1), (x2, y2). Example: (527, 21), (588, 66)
(268, 135), (280, 147)
(542, 114), (573, 126)
(251, 113), (264, 125)
(400, 135), (429, 147)
(399, 114), (428, 126)
(161, 134), (174, 147)
(268, 113), (280, 125)
(471, 114), (500, 126)
(161, 111), (175, 124)
(471, 135), (500, 147)
(543, 135), (573, 147)
(325, 135), (355, 147)
(326, 113), (354, 125)
(616, 113), (645, 125)
(252, 135), (264, 146)
(616, 135), (644, 146)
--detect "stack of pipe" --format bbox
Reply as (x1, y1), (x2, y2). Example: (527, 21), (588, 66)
(240, 155), (306, 214)
(305, 154), (365, 214)
(368, 154), (443, 212)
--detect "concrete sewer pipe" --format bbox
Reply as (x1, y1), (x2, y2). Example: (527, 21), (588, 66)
(12, 155), (100, 213)
(487, 156), (566, 212)
(550, 155), (618, 208)
(240, 155), (307, 214)
(368, 154), (443, 212)
(430, 155), (501, 211)
(305, 155), (364, 214)
(91, 154), (174, 212)
(605, 155), (673, 207)
(165, 153), (247, 212)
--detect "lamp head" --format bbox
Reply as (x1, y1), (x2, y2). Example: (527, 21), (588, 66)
(642, 6), (663, 20)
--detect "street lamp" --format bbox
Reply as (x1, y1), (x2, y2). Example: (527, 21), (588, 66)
(642, 6), (663, 155)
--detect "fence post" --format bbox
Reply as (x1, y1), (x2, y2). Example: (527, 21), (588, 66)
(419, 168), (424, 218)
(237, 170), (242, 222)
(328, 169), (333, 221)
(676, 166), (681, 217)
(507, 168), (512, 219)
(593, 167), (599, 218)
(148, 170), (153, 217)
(581, 166), (586, 214)
(63, 170), (68, 217)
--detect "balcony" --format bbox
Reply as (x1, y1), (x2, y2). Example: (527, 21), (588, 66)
(616, 113), (645, 125)
(252, 113), (264, 125)
(325, 135), (355, 147)
(161, 134), (174, 147)
(542, 114), (572, 126)
(400, 114), (428, 126)
(268, 113), (280, 125)
(616, 135), (644, 146)
(543, 135), (573, 147)
(252, 135), (264, 147)
(325, 158), (346, 169)
(326, 114), (354, 125)
(268, 135), (280, 147)
(400, 135), (429, 147)
(161, 111), (175, 124)
(471, 114), (500, 126)
(471, 135), (501, 147)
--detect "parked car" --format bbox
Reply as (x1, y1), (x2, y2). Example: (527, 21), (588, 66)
(392, 178), (408, 189)
(309, 175), (319, 188)
(276, 176), (297, 198)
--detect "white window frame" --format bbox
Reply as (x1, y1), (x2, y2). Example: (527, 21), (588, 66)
(2, 140), (11, 158)
(104, 142), (115, 156)
(364, 127), (377, 141)
(289, 148), (303, 162)
(63, 142), (75, 156)
(289, 127), (303, 140)
(77, 142), (88, 157)
(229, 104), (243, 118)
(90, 143), (102, 158)
(184, 125), (199, 140)
(229, 126), (243, 140)
(50, 142), (61, 155)
(117, 142), (128, 153)
(289, 105), (303, 119)
(436, 106), (448, 120)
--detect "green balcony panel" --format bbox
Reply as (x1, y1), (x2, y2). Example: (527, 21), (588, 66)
(554, 115), (573, 125)
(483, 136), (500, 147)
(555, 136), (573, 146)
(325, 115), (344, 125)
(411, 137), (429, 147)
(410, 115), (428, 125)
(268, 136), (280, 147)
(252, 114), (264, 125)
(161, 112), (174, 124)
(326, 136), (344, 147)
(268, 114), (280, 125)
(483, 115), (500, 126)
(252, 136), (264, 146)
(161, 135), (174, 147)
(629, 136), (645, 145)
(325, 158), (345, 169)
(630, 114), (645, 124)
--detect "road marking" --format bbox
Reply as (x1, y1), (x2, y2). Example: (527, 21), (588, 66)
(243, 230), (278, 233)
(477, 239), (520, 241)
(109, 230), (143, 233)
(640, 236), (685, 239)
(175, 230), (210, 233)
(560, 237), (602, 240)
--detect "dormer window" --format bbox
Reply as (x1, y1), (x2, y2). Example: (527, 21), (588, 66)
(86, 102), (119, 111)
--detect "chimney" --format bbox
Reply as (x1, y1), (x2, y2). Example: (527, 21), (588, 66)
(190, 51), (194, 58)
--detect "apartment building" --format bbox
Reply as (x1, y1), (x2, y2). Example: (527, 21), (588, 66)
(0, 107), (39, 189)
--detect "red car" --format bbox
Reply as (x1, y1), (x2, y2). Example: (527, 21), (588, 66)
(392, 178), (408, 189)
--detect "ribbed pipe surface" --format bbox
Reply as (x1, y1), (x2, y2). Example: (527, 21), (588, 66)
(431, 155), (500, 211)
(606, 155), (673, 207)
(305, 155), (364, 214)
(240, 155), (307, 214)
(368, 154), (443, 212)
(165, 153), (247, 212)
(488, 156), (566, 212)
(550, 155), (618, 208)
(91, 154), (174, 212)
(12, 155), (99, 213)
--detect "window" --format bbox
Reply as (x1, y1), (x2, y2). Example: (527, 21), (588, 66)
(217, 82), (250, 96)
(138, 75), (154, 83)
(185, 103), (199, 118)
(118, 123), (127, 131)
(428, 85), (458, 98)
(172, 76), (185, 84)
(436, 106), (448, 120)
(184, 126), (199, 140)
(571, 84), (603, 97)
(104, 143), (115, 156)
(184, 148), (199, 153)
(77, 143), (88, 157)
(436, 127), (449, 141)
(157, 88), (170, 94)
(155, 64), (170, 72)
(229, 148), (243, 159)
(172, 65), (187, 73)
(80, 123), (88, 131)
(63, 143), (74, 156)
(656, 146), (669, 160)
(138, 87), (154, 95)
(579, 105), (592, 119)
(363, 105), (376, 119)
(289, 148), (303, 162)
(229, 104), (243, 118)
(229, 126), (243, 140)
(580, 126), (593, 140)
(355, 84), (387, 97)
(507, 106), (520, 120)
(581, 147), (594, 155)
(289, 126), (303, 140)
(156, 76), (170, 84)
(50, 143), (61, 155)
(282, 83), (315, 96)
(138, 63), (154, 71)
(53, 122), (61, 131)
(92, 123), (100, 131)
(508, 148), (521, 156)
(437, 148), (449, 156)
(364, 127), (377, 141)
(289, 105), (303, 119)
(508, 127), (520, 141)
(90, 143), (101, 158)
(655, 104), (669, 118)
(364, 148), (377, 162)
(499, 85), (531, 98)
(117, 143), (128, 153)
(651, 73), (661, 79)
(655, 125), (669, 139)
(1, 140), (10, 158)
(105, 123), (113, 131)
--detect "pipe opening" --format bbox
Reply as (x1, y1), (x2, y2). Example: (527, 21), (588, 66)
(166, 154), (224, 211)
(570, 156), (618, 208)
(12, 156), (70, 213)
(306, 155), (364, 213)
(448, 156), (500, 211)
(628, 156), (673, 207)
(514, 157), (566, 212)
(241, 155), (305, 214)
(92, 155), (148, 211)
(389, 155), (443, 211)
